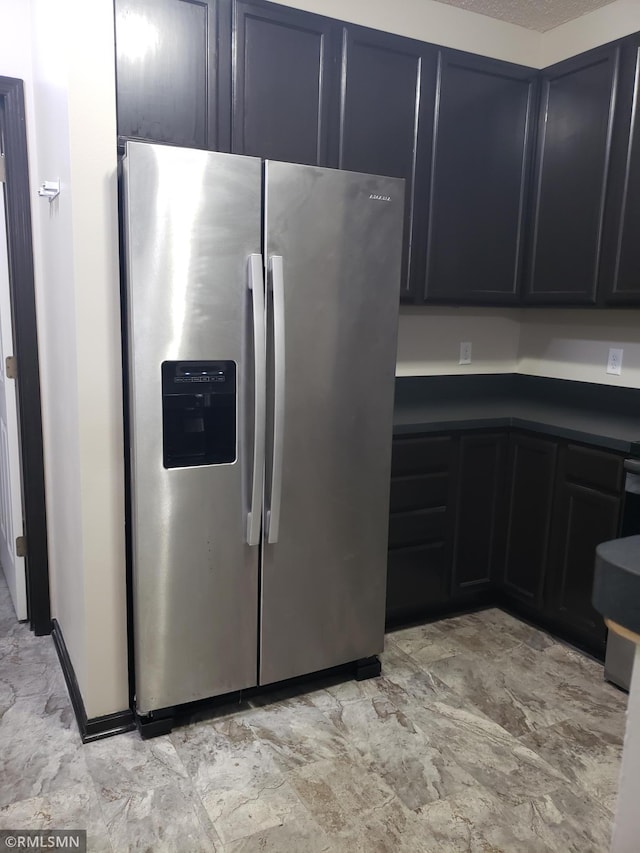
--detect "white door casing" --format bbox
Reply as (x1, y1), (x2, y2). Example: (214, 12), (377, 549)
(0, 161), (26, 619)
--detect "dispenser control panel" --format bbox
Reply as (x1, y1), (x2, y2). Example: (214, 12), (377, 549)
(161, 361), (236, 468)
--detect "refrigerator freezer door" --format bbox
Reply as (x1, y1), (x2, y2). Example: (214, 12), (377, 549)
(261, 161), (404, 685)
(123, 142), (262, 713)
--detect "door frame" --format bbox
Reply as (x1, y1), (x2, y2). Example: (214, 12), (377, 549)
(0, 76), (50, 635)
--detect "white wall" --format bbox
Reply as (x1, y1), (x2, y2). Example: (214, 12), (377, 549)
(398, 306), (640, 388)
(27, 0), (87, 693)
(274, 0), (542, 65)
(543, 0), (640, 66)
(282, 0), (640, 68)
(0, 2), (88, 681)
(518, 308), (640, 389)
(64, 0), (128, 718)
(1, 0), (129, 718)
(396, 306), (520, 376)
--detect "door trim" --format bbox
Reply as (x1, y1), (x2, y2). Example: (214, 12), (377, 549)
(0, 76), (50, 635)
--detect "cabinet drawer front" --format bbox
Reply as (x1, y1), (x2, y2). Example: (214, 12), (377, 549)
(391, 436), (452, 476)
(390, 472), (449, 512)
(564, 444), (623, 493)
(388, 507), (447, 547)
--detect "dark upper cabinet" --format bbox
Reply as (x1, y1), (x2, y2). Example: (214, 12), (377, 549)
(338, 26), (437, 302)
(502, 434), (557, 607)
(545, 445), (623, 652)
(600, 35), (640, 304)
(231, 0), (339, 165)
(114, 2), (640, 308)
(525, 44), (620, 304)
(452, 433), (507, 594)
(424, 50), (538, 304)
(115, 0), (223, 149)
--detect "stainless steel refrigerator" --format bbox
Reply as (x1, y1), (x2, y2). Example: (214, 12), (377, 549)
(122, 140), (404, 723)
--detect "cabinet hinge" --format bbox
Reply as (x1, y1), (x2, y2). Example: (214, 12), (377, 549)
(5, 356), (16, 380)
(0, 154), (5, 183)
(16, 535), (26, 558)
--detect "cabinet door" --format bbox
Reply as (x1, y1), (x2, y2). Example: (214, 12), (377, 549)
(115, 0), (222, 149)
(600, 36), (640, 304)
(338, 26), (436, 303)
(452, 433), (507, 594)
(545, 445), (622, 651)
(232, 0), (338, 165)
(424, 50), (537, 304)
(503, 434), (557, 607)
(525, 44), (619, 303)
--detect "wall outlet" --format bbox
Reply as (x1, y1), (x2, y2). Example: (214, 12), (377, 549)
(459, 341), (472, 365)
(607, 347), (623, 375)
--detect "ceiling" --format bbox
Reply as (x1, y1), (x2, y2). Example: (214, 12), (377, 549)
(429, 0), (618, 32)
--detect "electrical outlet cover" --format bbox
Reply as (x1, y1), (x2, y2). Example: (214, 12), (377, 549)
(607, 348), (623, 375)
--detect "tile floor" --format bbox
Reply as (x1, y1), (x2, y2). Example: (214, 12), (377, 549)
(0, 570), (627, 851)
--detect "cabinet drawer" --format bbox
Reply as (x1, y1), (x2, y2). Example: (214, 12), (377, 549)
(391, 436), (452, 476)
(564, 444), (623, 493)
(390, 472), (449, 513)
(388, 507), (447, 547)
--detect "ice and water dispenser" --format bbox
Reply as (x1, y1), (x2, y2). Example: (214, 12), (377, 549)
(161, 361), (236, 468)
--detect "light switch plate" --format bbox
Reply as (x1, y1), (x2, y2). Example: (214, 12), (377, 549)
(607, 348), (623, 375)
(459, 341), (472, 365)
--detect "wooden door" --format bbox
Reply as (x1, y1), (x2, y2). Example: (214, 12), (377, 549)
(452, 432), (507, 594)
(424, 50), (537, 304)
(232, 0), (339, 165)
(502, 433), (557, 607)
(338, 26), (436, 302)
(115, 0), (222, 149)
(525, 44), (619, 303)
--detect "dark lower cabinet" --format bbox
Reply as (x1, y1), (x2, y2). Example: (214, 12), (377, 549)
(338, 26), (436, 302)
(115, 0), (222, 149)
(387, 431), (505, 623)
(424, 50), (538, 304)
(231, 0), (338, 165)
(386, 429), (624, 657)
(526, 44), (620, 303)
(502, 434), (557, 606)
(386, 436), (455, 623)
(545, 445), (623, 653)
(452, 433), (507, 593)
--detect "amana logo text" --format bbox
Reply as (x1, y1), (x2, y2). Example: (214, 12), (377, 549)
(369, 193), (392, 202)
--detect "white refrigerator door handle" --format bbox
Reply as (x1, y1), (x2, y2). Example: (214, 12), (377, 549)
(267, 254), (285, 544)
(247, 254), (266, 546)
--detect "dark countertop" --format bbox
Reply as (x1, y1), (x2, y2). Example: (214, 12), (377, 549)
(394, 374), (640, 456)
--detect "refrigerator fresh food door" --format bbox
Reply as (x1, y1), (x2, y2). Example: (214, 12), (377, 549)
(261, 161), (404, 685)
(123, 142), (263, 714)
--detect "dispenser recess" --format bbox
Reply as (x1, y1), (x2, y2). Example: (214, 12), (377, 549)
(161, 361), (236, 468)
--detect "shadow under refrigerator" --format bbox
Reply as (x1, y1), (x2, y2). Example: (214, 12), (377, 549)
(122, 140), (404, 732)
